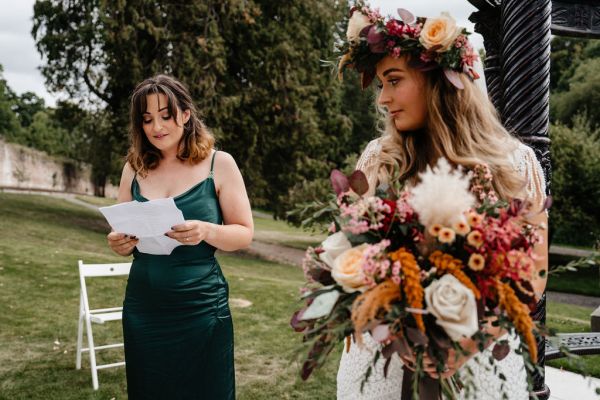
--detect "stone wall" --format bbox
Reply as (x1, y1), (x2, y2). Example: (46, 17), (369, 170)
(0, 138), (118, 198)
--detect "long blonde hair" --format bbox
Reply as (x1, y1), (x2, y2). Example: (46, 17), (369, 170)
(374, 60), (524, 200)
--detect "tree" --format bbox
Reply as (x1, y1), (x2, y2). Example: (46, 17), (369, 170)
(0, 64), (23, 140)
(550, 118), (600, 246)
(551, 58), (600, 129)
(550, 37), (600, 128)
(33, 0), (359, 207)
(11, 92), (46, 128)
(549, 36), (589, 92)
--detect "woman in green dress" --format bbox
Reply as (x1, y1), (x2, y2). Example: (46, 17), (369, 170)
(107, 74), (253, 399)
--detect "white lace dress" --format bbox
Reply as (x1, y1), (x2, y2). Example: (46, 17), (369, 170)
(336, 139), (547, 400)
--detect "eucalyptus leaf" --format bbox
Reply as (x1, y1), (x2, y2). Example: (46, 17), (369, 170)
(300, 290), (341, 320)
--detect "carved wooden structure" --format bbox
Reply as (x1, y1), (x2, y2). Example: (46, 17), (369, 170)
(468, 1), (600, 399)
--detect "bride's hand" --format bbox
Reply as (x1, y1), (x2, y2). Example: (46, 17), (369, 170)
(165, 220), (215, 245)
(399, 353), (443, 376)
(427, 337), (479, 379)
(400, 337), (479, 379)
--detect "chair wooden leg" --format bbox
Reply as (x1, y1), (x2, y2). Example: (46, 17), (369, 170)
(84, 317), (99, 390)
(76, 299), (84, 370)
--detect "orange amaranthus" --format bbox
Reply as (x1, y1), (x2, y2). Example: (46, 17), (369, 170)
(351, 279), (402, 345)
(389, 248), (425, 332)
(497, 280), (538, 363)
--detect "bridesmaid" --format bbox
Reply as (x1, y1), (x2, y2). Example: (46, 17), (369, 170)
(107, 74), (253, 399)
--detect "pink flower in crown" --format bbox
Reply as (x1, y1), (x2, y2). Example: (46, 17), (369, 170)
(386, 19), (402, 36)
(403, 23), (420, 38)
(420, 51), (436, 63)
(363, 6), (382, 22)
(391, 47), (402, 58)
(386, 40), (396, 49)
(454, 35), (468, 48)
(369, 8), (383, 22)
(462, 48), (478, 67)
(413, 23), (422, 36)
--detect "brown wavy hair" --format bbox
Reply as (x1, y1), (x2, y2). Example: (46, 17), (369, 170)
(373, 56), (524, 200)
(126, 74), (215, 177)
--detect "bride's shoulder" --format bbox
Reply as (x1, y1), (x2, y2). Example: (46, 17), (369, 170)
(508, 140), (547, 205)
(356, 137), (382, 171)
(508, 141), (542, 178)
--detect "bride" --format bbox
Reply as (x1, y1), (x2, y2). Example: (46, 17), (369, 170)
(336, 4), (548, 399)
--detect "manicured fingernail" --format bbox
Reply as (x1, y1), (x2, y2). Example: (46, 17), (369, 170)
(170, 227), (174, 230)
(131, 236), (137, 240)
(164, 233), (169, 236)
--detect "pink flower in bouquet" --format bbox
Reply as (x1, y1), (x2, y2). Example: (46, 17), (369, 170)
(361, 240), (392, 288)
(328, 222), (337, 233)
(339, 196), (392, 235)
(396, 191), (415, 223)
(507, 250), (536, 279)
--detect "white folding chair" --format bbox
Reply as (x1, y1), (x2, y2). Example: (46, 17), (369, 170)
(75, 260), (131, 390)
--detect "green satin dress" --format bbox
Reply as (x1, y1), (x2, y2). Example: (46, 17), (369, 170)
(123, 151), (235, 399)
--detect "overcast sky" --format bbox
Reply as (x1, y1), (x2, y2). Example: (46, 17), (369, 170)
(0, 0), (482, 107)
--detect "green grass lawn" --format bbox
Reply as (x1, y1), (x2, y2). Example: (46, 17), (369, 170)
(548, 253), (600, 297)
(0, 193), (337, 399)
(546, 301), (600, 378)
(252, 214), (325, 250)
(1, 192), (598, 399)
(75, 194), (117, 208)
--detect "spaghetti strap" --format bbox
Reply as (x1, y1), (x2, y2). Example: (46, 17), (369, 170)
(209, 150), (217, 177)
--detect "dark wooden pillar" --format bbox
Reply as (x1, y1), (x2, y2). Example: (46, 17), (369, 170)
(468, 0), (551, 398)
(469, 1), (600, 399)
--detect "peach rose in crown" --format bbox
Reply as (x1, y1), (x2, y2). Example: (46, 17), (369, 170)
(419, 12), (463, 52)
(332, 244), (369, 293)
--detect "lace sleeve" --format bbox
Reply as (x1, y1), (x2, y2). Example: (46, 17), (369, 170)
(513, 143), (547, 211)
(356, 138), (382, 195)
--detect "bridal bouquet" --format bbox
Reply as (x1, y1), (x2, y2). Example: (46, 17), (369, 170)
(291, 159), (546, 399)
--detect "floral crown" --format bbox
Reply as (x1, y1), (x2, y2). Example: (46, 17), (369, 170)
(339, 1), (480, 89)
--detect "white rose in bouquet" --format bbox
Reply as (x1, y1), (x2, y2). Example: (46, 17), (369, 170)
(318, 232), (352, 268)
(425, 274), (478, 341)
